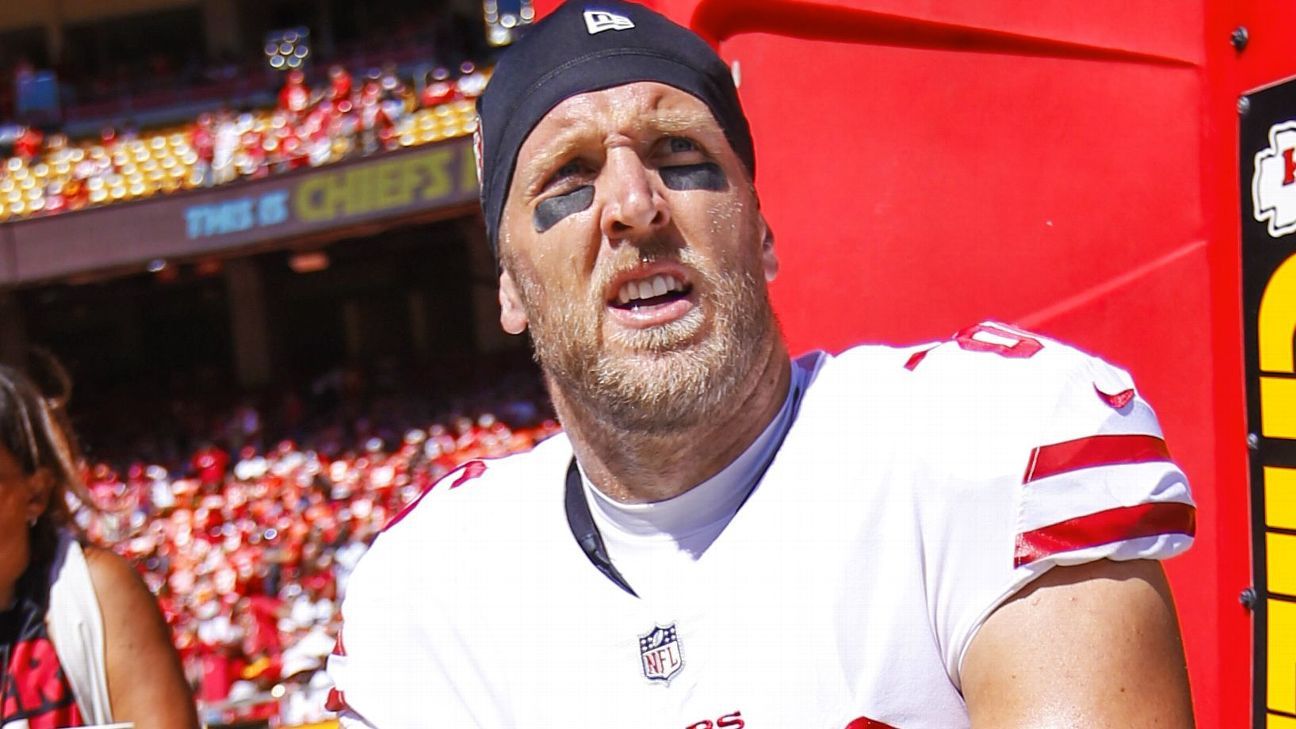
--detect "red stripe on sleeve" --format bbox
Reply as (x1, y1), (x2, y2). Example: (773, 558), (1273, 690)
(1023, 434), (1170, 484)
(1013, 501), (1196, 567)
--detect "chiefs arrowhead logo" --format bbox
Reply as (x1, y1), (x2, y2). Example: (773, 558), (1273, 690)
(1253, 120), (1296, 237)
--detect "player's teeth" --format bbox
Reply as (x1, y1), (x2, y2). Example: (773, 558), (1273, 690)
(617, 275), (687, 305)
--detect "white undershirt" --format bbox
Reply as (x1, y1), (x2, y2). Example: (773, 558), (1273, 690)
(581, 364), (801, 598)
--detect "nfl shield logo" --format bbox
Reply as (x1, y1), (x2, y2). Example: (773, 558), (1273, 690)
(639, 624), (684, 683)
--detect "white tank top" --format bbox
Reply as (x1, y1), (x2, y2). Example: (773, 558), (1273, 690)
(46, 532), (115, 725)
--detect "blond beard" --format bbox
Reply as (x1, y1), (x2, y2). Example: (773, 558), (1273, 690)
(506, 242), (777, 434)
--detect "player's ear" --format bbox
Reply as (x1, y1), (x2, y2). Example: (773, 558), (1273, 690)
(760, 218), (779, 282)
(498, 269), (529, 335)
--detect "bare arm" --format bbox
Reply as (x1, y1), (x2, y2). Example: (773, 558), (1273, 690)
(85, 546), (201, 729)
(961, 558), (1193, 728)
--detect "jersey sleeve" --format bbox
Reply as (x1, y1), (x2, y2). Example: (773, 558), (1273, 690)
(324, 532), (430, 728)
(920, 326), (1196, 689)
(324, 621), (375, 728)
(324, 527), (491, 728)
(324, 458), (512, 727)
(1009, 348), (1194, 572)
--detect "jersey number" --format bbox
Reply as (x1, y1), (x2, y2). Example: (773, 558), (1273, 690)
(905, 323), (1044, 371)
(954, 323), (1044, 358)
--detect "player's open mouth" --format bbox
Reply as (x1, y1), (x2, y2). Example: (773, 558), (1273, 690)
(611, 274), (692, 310)
(604, 266), (697, 329)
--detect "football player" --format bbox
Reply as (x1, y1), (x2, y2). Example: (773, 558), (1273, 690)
(328, 3), (1196, 726)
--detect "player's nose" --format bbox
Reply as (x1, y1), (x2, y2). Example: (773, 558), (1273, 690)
(599, 148), (670, 241)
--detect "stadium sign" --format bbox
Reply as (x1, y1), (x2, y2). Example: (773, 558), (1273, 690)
(1242, 75), (1296, 729)
(0, 137), (478, 285)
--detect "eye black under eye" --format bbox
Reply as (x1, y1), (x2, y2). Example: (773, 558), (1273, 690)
(661, 163), (726, 192)
(534, 186), (594, 232)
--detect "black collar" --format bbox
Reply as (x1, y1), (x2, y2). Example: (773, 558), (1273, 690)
(565, 457), (638, 596)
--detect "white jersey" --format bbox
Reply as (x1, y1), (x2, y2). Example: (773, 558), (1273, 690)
(328, 323), (1195, 728)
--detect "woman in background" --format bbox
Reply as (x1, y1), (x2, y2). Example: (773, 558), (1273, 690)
(0, 358), (198, 728)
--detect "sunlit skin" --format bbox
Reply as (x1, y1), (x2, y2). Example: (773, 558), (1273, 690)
(497, 82), (790, 504)
(964, 559), (1195, 728)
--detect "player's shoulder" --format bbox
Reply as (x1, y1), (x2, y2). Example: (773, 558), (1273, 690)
(802, 322), (1159, 466)
(351, 433), (571, 586)
(887, 320), (1107, 376)
(377, 431), (572, 540)
(825, 321), (1135, 405)
(342, 433), (572, 616)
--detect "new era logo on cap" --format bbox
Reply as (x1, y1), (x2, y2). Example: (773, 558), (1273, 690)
(471, 122), (485, 190)
(584, 9), (635, 34)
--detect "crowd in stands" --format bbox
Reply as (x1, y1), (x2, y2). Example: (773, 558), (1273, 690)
(67, 368), (556, 725)
(0, 60), (487, 222)
(44, 6), (485, 121)
(68, 13), (476, 113)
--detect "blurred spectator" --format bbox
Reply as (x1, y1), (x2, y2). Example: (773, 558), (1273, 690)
(65, 370), (557, 724)
(0, 358), (199, 729)
(13, 124), (42, 161)
(278, 69), (311, 117)
(420, 67), (457, 108)
(192, 113), (215, 186)
(328, 65), (353, 106)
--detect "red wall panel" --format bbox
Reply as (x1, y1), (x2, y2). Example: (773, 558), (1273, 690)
(703, 11), (1233, 722)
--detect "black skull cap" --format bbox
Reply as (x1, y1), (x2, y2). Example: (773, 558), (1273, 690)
(475, 0), (755, 255)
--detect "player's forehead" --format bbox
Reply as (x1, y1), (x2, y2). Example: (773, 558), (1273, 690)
(516, 82), (727, 168)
